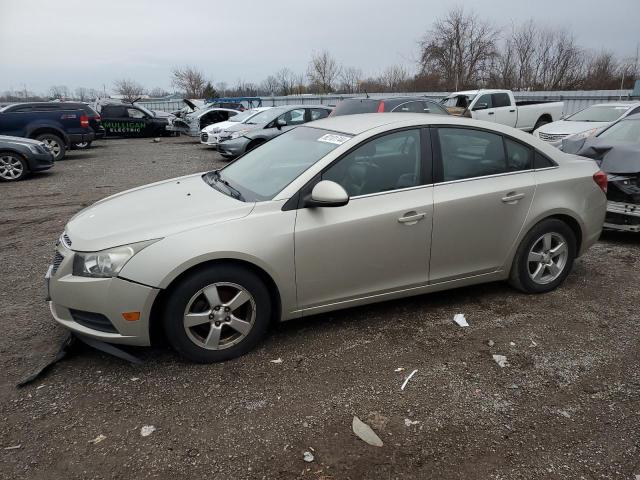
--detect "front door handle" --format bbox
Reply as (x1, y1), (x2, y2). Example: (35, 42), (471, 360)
(509, 109), (516, 112)
(488, 111), (495, 115)
(398, 212), (426, 224)
(501, 192), (525, 203)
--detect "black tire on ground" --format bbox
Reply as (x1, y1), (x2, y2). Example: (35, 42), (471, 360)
(533, 117), (551, 131)
(163, 265), (272, 363)
(72, 141), (92, 150)
(509, 218), (577, 294)
(35, 133), (66, 161)
(0, 152), (28, 182)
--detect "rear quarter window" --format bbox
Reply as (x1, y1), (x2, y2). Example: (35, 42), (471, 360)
(534, 152), (557, 169)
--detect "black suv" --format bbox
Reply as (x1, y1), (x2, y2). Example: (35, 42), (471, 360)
(100, 104), (170, 137)
(331, 96), (450, 116)
(61, 102), (105, 149)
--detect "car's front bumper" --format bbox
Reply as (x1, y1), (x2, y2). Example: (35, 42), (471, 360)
(47, 243), (159, 346)
(604, 201), (640, 232)
(200, 132), (219, 148)
(26, 151), (55, 172)
(217, 137), (249, 157)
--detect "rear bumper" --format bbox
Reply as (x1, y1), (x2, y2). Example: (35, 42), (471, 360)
(67, 132), (95, 144)
(604, 201), (640, 232)
(26, 151), (55, 172)
(47, 243), (158, 346)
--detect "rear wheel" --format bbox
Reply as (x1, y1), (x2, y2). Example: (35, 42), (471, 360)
(163, 265), (272, 363)
(0, 152), (28, 181)
(533, 117), (551, 131)
(509, 219), (576, 293)
(35, 133), (66, 160)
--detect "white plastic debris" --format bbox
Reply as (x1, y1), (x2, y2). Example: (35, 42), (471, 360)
(509, 341), (516, 346)
(140, 425), (156, 437)
(4, 445), (22, 450)
(558, 410), (571, 418)
(303, 451), (314, 462)
(88, 435), (106, 444)
(488, 340), (495, 347)
(530, 340), (538, 347)
(153, 137), (161, 143)
(130, 377), (140, 381)
(401, 369), (418, 390)
(453, 313), (469, 327)
(394, 367), (405, 372)
(352, 416), (383, 447)
(270, 358), (283, 364)
(404, 419), (420, 427)
(492, 354), (509, 368)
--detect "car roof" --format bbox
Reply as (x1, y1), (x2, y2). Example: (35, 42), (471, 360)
(620, 112), (640, 120)
(589, 102), (640, 107)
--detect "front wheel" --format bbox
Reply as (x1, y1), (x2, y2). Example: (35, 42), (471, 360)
(0, 152), (28, 181)
(163, 265), (272, 363)
(35, 133), (66, 160)
(509, 219), (577, 293)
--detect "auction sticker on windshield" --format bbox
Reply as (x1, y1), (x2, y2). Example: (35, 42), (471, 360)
(317, 133), (352, 145)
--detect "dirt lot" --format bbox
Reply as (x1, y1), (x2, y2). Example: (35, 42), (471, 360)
(1, 136), (639, 479)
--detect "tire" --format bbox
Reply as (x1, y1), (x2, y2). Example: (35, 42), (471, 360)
(533, 117), (550, 132)
(35, 133), (66, 161)
(73, 141), (92, 150)
(163, 265), (272, 363)
(509, 219), (577, 293)
(0, 152), (28, 182)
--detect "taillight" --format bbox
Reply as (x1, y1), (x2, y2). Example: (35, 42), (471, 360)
(593, 170), (608, 193)
(377, 101), (385, 113)
(95, 115), (101, 121)
(80, 114), (89, 128)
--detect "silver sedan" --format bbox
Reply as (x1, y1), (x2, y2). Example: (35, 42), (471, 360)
(47, 114), (607, 363)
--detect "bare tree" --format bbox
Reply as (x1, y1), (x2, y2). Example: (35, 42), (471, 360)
(171, 65), (207, 97)
(380, 65), (409, 91)
(339, 67), (363, 93)
(149, 87), (169, 98)
(275, 68), (296, 96)
(307, 50), (341, 93)
(74, 87), (90, 101)
(49, 85), (70, 100)
(113, 79), (146, 102)
(419, 7), (499, 90)
(260, 75), (279, 96)
(214, 82), (228, 96)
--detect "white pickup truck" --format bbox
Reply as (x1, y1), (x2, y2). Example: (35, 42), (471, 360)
(441, 89), (564, 132)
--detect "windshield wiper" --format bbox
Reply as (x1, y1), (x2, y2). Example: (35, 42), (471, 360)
(211, 171), (245, 201)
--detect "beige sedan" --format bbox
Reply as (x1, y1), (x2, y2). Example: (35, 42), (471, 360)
(48, 114), (607, 362)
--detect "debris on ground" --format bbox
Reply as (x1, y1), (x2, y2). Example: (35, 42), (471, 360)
(558, 410), (571, 418)
(152, 137), (161, 143)
(130, 377), (140, 381)
(453, 313), (469, 327)
(404, 419), (420, 427)
(492, 355), (509, 368)
(140, 425), (156, 437)
(269, 358), (283, 364)
(401, 369), (418, 390)
(366, 412), (389, 431)
(303, 451), (314, 462)
(352, 416), (383, 447)
(16, 333), (76, 387)
(488, 340), (495, 347)
(394, 367), (405, 372)
(509, 341), (516, 346)
(88, 435), (106, 445)
(4, 445), (22, 450)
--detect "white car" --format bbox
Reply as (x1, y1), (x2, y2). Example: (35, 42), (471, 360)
(200, 107), (272, 147)
(167, 107), (240, 137)
(534, 102), (640, 145)
(441, 89), (564, 132)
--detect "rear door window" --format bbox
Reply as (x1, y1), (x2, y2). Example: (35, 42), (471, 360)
(127, 108), (145, 119)
(310, 108), (330, 120)
(492, 93), (511, 108)
(437, 128), (506, 181)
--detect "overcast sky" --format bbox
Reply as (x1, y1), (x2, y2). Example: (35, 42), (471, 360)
(1, 0), (638, 94)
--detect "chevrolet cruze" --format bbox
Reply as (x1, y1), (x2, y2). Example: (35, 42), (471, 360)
(47, 114), (607, 363)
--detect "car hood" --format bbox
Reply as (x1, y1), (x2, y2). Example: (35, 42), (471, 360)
(203, 120), (236, 133)
(65, 173), (254, 252)
(537, 120), (609, 135)
(0, 135), (43, 146)
(223, 122), (264, 133)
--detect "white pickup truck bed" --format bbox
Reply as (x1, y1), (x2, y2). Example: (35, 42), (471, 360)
(442, 90), (564, 132)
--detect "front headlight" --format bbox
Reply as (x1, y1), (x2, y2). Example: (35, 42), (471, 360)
(28, 144), (44, 154)
(72, 239), (160, 278)
(230, 129), (249, 139)
(571, 128), (598, 140)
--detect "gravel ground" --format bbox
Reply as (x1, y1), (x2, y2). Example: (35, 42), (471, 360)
(1, 136), (639, 479)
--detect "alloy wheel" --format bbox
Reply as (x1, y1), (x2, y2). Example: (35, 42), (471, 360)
(0, 154), (24, 180)
(183, 282), (256, 350)
(527, 232), (569, 285)
(43, 138), (61, 156)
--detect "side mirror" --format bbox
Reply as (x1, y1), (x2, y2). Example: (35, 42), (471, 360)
(473, 103), (488, 111)
(276, 118), (287, 129)
(305, 180), (349, 208)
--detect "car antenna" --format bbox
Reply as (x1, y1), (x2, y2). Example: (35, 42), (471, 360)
(364, 90), (370, 99)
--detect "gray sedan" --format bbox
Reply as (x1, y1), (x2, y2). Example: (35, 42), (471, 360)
(217, 105), (332, 158)
(0, 135), (54, 182)
(48, 114), (606, 363)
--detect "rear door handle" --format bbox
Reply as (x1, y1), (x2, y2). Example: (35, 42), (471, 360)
(501, 192), (525, 203)
(488, 112), (495, 115)
(509, 109), (516, 113)
(398, 212), (426, 224)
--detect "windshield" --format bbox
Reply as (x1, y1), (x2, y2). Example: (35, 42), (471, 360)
(228, 109), (261, 123)
(245, 107), (287, 125)
(567, 105), (630, 122)
(598, 118), (640, 142)
(441, 95), (476, 109)
(204, 127), (350, 201)
(135, 105), (155, 117)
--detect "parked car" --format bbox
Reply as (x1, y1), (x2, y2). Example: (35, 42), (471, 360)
(0, 135), (54, 181)
(534, 102), (640, 145)
(0, 102), (95, 160)
(200, 107), (273, 148)
(561, 113), (640, 232)
(47, 113), (606, 363)
(167, 107), (240, 137)
(217, 105), (331, 158)
(331, 96), (449, 116)
(441, 89), (564, 132)
(100, 103), (172, 138)
(61, 102), (105, 149)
